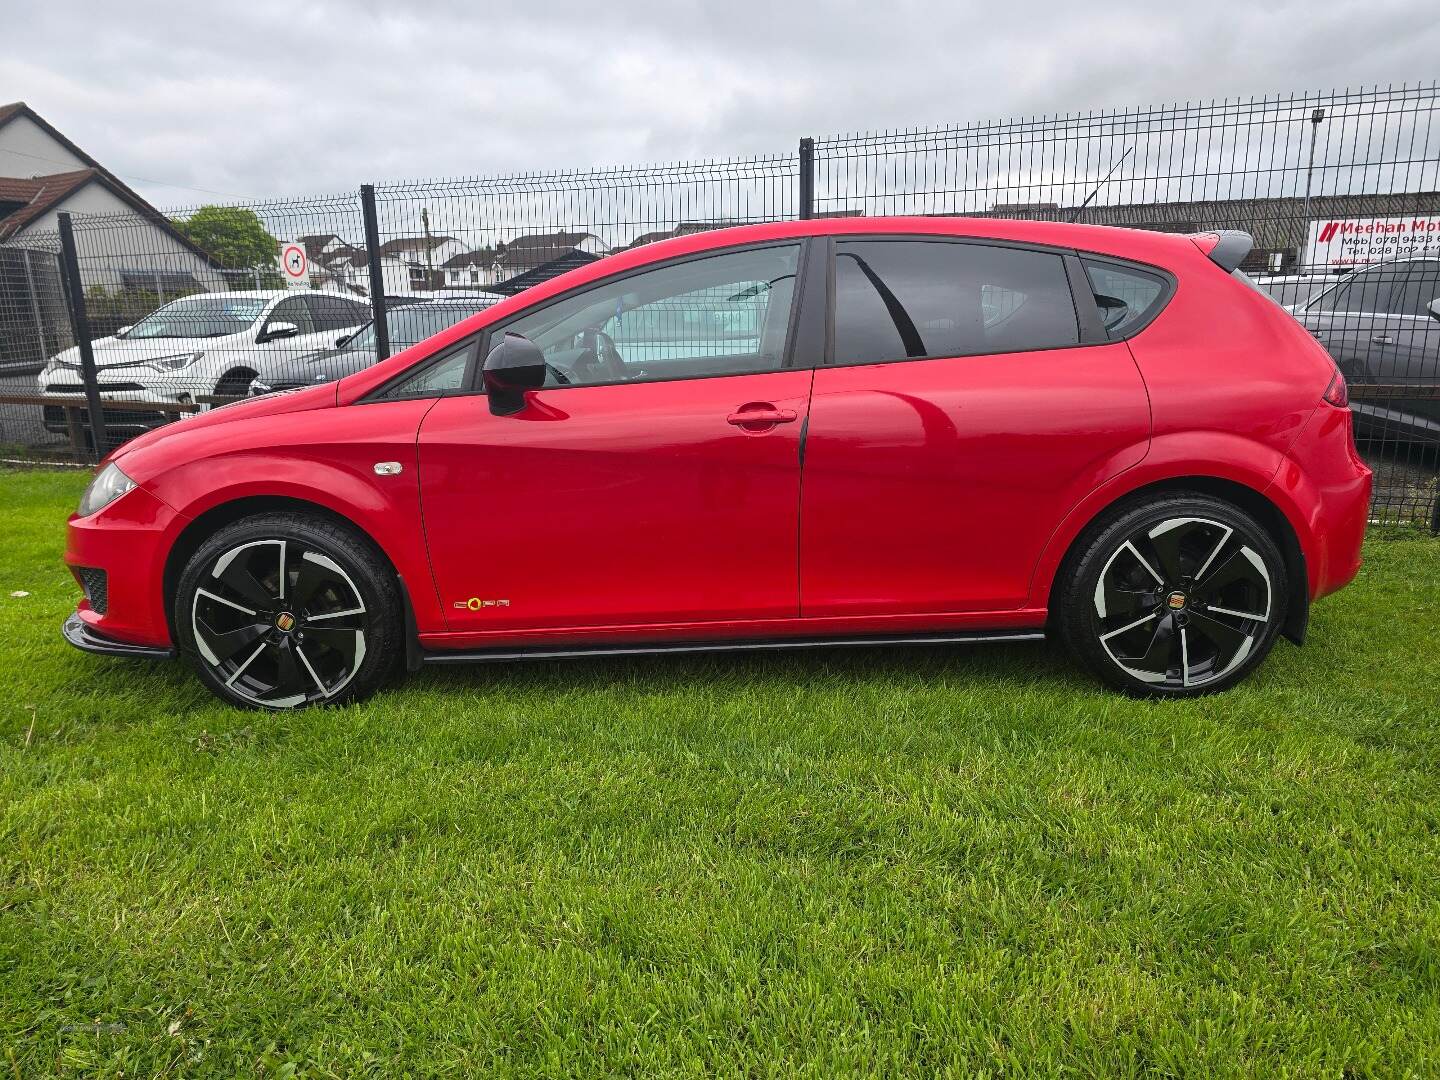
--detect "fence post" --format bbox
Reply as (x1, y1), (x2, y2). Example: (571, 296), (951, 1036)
(56, 212), (108, 459)
(20, 248), (49, 366)
(360, 184), (391, 362)
(798, 137), (815, 220)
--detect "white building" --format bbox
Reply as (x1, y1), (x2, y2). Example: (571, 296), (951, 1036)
(0, 101), (226, 292)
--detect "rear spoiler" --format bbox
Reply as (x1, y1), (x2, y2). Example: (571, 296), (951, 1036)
(1190, 230), (1254, 273)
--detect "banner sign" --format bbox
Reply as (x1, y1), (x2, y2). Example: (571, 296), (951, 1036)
(1305, 215), (1440, 270)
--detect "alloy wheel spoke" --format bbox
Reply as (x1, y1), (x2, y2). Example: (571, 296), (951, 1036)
(1118, 613), (1176, 676)
(1188, 610), (1251, 662)
(272, 641), (306, 697)
(290, 552), (333, 612)
(1145, 525), (1187, 583)
(1193, 550), (1250, 600)
(215, 558), (277, 610)
(304, 625), (362, 666)
(195, 617), (268, 664)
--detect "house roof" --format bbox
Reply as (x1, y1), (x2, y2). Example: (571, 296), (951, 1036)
(496, 231), (601, 271)
(440, 249), (496, 269)
(0, 101), (222, 263)
(377, 235), (460, 258)
(0, 168), (102, 239)
(485, 249), (602, 295)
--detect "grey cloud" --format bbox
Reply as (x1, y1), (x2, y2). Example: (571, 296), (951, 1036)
(2, 0), (1435, 205)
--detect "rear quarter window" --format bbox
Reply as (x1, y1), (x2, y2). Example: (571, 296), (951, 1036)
(1082, 259), (1170, 339)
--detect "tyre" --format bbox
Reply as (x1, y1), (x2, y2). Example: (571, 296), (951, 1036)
(1057, 494), (1289, 697)
(174, 512), (402, 709)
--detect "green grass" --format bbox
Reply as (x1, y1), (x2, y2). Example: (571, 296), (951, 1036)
(2, 469), (1438, 1077)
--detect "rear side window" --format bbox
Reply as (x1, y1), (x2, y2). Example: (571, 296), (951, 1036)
(833, 240), (1079, 365)
(1083, 260), (1169, 339)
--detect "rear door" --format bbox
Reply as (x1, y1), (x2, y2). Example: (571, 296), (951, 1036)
(800, 238), (1153, 616)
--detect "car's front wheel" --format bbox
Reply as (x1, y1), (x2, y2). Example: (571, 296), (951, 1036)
(174, 512), (402, 709)
(1057, 494), (1289, 697)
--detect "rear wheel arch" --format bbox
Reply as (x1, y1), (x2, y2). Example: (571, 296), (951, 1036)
(1045, 476), (1309, 645)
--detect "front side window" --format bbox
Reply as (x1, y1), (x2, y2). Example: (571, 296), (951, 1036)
(497, 244), (800, 386)
(382, 344), (471, 398)
(266, 297), (314, 335)
(833, 240), (1078, 365)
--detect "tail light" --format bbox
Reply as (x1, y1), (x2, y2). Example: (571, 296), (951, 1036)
(1323, 370), (1349, 408)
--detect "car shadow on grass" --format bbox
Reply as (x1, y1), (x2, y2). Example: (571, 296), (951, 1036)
(401, 635), (1094, 699)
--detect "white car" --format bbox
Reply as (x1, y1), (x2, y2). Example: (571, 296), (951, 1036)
(38, 290), (371, 435)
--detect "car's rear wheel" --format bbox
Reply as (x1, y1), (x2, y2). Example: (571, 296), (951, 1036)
(174, 513), (402, 709)
(1057, 494), (1289, 697)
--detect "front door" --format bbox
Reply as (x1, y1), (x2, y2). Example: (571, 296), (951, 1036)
(800, 238), (1154, 616)
(417, 242), (814, 633)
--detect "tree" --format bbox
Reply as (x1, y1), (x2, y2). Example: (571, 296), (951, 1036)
(171, 206), (282, 283)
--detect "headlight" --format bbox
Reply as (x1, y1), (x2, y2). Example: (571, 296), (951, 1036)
(148, 351), (204, 372)
(78, 462), (137, 517)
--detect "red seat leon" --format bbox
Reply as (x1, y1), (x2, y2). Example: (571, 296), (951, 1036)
(62, 217), (1372, 709)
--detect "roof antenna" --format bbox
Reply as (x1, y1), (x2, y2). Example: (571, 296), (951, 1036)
(1069, 147), (1134, 223)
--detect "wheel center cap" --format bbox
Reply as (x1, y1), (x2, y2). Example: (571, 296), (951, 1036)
(1165, 590), (1188, 611)
(275, 611), (296, 632)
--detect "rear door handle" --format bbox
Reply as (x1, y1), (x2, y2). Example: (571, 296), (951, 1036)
(727, 403), (798, 428)
(1371, 334), (1395, 345)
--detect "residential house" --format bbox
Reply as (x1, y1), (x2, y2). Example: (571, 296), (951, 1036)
(0, 101), (226, 370)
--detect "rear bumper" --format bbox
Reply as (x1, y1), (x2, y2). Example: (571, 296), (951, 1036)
(1267, 403), (1373, 602)
(63, 612), (175, 660)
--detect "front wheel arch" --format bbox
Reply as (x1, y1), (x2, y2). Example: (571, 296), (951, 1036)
(214, 367), (259, 396)
(1046, 477), (1308, 645)
(163, 495), (407, 647)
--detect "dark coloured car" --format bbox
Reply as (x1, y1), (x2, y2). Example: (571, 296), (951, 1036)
(1290, 257), (1440, 444)
(249, 297), (497, 394)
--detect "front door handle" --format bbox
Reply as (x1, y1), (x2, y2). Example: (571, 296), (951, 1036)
(1371, 334), (1396, 345)
(727, 403), (798, 429)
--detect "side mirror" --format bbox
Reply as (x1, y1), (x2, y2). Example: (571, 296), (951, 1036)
(115, 324), (133, 338)
(258, 320), (299, 343)
(483, 333), (546, 415)
(1428, 298), (1440, 322)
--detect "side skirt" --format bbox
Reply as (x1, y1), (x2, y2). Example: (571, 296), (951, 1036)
(420, 630), (1047, 665)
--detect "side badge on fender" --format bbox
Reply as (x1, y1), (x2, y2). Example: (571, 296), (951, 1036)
(454, 598), (511, 611)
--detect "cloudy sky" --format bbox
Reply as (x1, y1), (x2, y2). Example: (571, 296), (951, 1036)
(3, 0), (1436, 206)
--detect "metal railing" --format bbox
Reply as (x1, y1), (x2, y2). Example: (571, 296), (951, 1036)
(0, 83), (1435, 526)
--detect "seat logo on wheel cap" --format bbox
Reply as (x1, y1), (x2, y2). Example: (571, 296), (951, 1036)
(1166, 591), (1188, 610)
(275, 612), (296, 631)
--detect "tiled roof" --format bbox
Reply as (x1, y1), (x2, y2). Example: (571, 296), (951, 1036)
(0, 168), (97, 239)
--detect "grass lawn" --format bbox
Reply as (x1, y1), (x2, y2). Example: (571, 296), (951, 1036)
(2, 468), (1439, 1077)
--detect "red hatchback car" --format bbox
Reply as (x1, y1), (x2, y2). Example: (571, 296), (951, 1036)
(63, 217), (1372, 709)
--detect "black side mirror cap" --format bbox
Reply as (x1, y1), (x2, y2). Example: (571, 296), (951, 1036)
(483, 333), (546, 415)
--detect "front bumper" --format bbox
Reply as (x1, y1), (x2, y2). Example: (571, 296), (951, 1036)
(65, 483), (185, 648)
(63, 612), (176, 660)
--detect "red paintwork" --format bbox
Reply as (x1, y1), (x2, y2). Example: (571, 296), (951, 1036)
(68, 216), (1372, 655)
